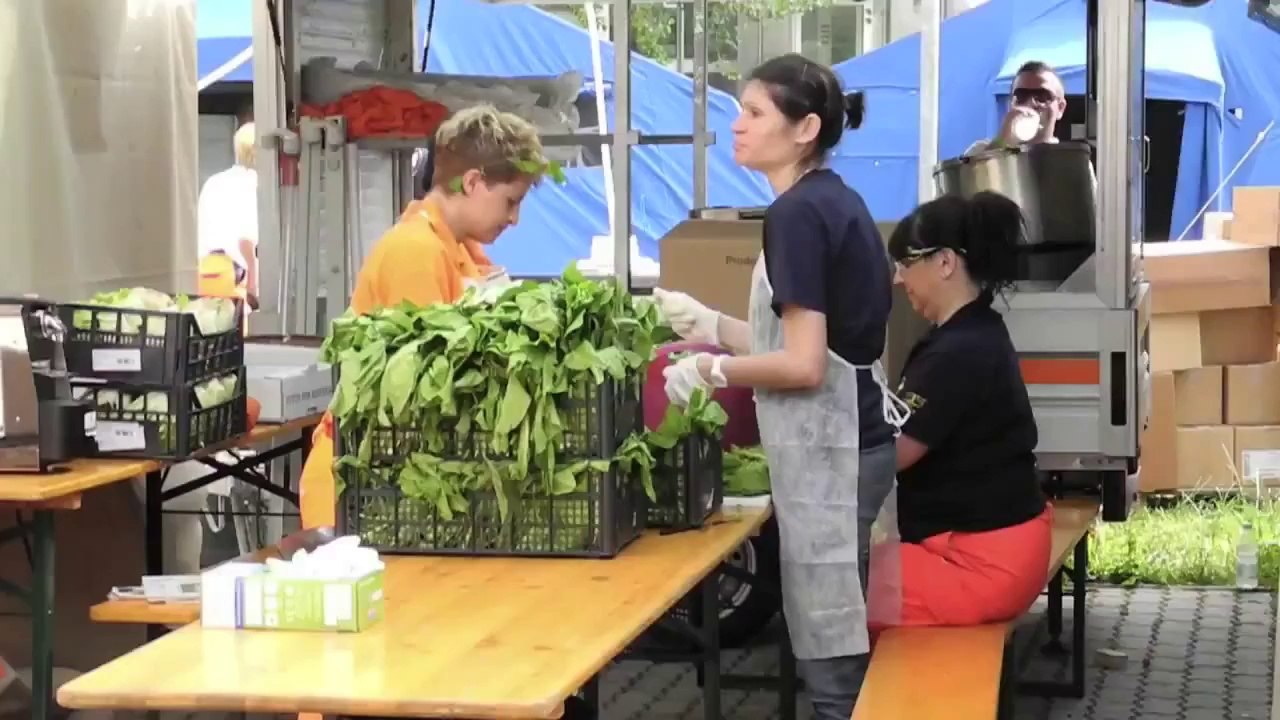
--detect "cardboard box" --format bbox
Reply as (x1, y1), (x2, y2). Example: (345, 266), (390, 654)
(1149, 307), (1275, 372)
(1231, 186), (1280, 247)
(1234, 426), (1280, 488)
(200, 562), (385, 632)
(1225, 361), (1280, 425)
(659, 219), (762, 320)
(1173, 366), (1223, 426)
(1202, 211), (1233, 241)
(1140, 240), (1272, 314)
(245, 343), (333, 422)
(1138, 372), (1177, 492)
(1174, 426), (1236, 489)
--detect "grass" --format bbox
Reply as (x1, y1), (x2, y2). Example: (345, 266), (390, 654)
(1087, 490), (1280, 589)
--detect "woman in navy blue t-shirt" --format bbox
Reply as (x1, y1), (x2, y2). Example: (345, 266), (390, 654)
(654, 53), (899, 720)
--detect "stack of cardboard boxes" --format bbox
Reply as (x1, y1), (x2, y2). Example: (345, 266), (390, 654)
(1142, 186), (1280, 492)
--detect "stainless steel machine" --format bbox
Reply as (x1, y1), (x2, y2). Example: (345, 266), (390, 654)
(0, 298), (96, 472)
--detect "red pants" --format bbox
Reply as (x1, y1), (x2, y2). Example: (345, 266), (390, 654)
(872, 504), (1054, 630)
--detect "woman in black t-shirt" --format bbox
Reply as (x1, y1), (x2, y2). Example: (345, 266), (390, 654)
(879, 191), (1051, 627)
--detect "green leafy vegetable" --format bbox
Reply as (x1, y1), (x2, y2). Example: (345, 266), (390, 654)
(326, 265), (700, 553)
(70, 288), (238, 336)
(724, 446), (771, 497)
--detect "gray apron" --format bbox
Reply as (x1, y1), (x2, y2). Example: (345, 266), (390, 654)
(748, 254), (905, 660)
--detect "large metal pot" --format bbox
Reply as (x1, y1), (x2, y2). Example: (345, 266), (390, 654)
(933, 142), (1097, 284)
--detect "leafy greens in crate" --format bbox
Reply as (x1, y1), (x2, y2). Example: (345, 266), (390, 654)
(324, 267), (734, 528)
(69, 287), (239, 336)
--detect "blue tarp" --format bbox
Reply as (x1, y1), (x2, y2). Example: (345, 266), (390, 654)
(196, 0), (772, 275)
(831, 0), (1280, 239)
(197, 0), (253, 85)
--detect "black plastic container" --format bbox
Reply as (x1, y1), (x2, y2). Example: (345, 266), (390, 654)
(59, 300), (244, 386)
(72, 368), (247, 460)
(646, 433), (724, 530)
(338, 456), (644, 558)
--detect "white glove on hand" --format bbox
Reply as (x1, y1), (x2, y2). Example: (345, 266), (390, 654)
(662, 354), (712, 407)
(652, 288), (720, 345)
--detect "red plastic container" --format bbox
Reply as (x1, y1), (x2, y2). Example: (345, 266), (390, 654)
(643, 341), (760, 449)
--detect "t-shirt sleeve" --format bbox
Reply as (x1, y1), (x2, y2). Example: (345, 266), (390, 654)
(898, 346), (986, 448)
(763, 199), (828, 316)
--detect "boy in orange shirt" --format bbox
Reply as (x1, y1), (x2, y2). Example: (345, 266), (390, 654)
(298, 104), (548, 529)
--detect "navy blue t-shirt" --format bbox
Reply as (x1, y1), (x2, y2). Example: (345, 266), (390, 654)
(762, 169), (894, 450)
(895, 301), (1045, 542)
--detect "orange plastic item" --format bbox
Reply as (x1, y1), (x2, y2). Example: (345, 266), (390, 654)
(301, 85), (449, 140)
(246, 397), (261, 431)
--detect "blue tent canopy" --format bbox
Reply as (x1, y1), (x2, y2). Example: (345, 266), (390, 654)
(197, 0), (772, 275)
(197, 0), (253, 86)
(831, 0), (1280, 239)
(830, 0), (1014, 223)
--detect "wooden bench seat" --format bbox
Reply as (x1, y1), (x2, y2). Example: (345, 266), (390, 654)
(852, 497), (1102, 720)
(90, 527), (335, 626)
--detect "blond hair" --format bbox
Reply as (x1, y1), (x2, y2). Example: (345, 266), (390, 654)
(431, 105), (546, 191)
(234, 122), (256, 168)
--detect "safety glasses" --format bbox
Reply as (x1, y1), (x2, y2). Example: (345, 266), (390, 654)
(894, 245), (965, 271)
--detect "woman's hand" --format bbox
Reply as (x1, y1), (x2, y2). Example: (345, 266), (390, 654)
(652, 288), (721, 345)
(662, 354), (713, 406)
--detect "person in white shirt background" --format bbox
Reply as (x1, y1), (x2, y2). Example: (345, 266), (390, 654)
(197, 121), (259, 307)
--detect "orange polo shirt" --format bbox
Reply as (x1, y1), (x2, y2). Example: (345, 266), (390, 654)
(298, 198), (493, 531)
(349, 198), (494, 313)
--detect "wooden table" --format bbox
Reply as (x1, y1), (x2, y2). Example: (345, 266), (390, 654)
(0, 416), (320, 720)
(58, 508), (774, 719)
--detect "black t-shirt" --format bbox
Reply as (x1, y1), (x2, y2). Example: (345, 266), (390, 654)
(762, 169), (893, 450)
(895, 300), (1046, 543)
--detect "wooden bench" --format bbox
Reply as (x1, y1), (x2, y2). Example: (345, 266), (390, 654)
(851, 496), (1102, 720)
(90, 527), (335, 626)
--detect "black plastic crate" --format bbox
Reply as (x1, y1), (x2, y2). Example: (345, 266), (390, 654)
(73, 368), (247, 460)
(337, 447), (644, 558)
(646, 433), (724, 529)
(59, 300), (244, 386)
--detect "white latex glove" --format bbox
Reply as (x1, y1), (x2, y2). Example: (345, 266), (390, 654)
(652, 288), (720, 345)
(662, 354), (712, 407)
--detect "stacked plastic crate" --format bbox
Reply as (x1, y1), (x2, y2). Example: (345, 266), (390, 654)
(58, 300), (247, 459)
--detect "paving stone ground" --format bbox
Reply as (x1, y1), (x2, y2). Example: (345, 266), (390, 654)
(599, 586), (1276, 720)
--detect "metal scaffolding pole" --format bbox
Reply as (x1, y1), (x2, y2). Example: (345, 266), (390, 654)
(612, 0), (633, 290)
(918, 0), (940, 203)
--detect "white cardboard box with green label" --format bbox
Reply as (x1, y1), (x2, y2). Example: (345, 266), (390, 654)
(201, 560), (385, 632)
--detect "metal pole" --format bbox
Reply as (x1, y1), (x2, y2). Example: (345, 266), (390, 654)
(612, 0), (633, 292)
(918, 0), (940, 203)
(692, 0), (708, 209)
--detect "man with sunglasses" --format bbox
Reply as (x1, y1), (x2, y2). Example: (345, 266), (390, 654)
(966, 61), (1067, 155)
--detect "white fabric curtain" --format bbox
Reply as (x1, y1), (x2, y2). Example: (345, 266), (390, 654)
(0, 0), (198, 301)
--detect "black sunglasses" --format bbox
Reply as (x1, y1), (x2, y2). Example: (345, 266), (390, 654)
(1012, 87), (1057, 105)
